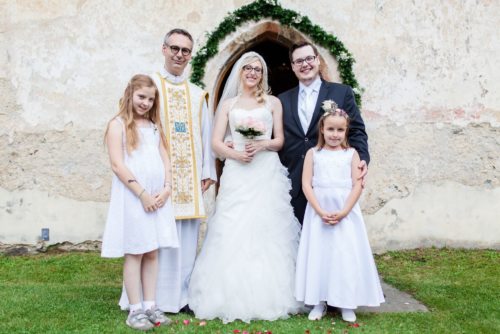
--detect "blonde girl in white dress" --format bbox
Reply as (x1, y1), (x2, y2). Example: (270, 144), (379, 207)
(102, 74), (179, 330)
(296, 101), (384, 323)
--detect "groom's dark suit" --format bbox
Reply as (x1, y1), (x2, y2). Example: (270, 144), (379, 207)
(278, 80), (369, 223)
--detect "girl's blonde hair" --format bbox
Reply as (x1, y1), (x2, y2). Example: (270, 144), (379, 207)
(316, 109), (351, 151)
(105, 74), (167, 153)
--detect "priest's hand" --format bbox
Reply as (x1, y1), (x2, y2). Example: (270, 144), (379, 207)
(201, 179), (215, 193)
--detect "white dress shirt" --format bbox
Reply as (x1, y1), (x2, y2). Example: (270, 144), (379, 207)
(298, 76), (322, 133)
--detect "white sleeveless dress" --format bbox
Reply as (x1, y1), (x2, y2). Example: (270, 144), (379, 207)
(295, 148), (385, 308)
(188, 105), (302, 323)
(101, 119), (179, 258)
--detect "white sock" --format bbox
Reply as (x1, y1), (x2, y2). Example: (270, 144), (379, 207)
(143, 300), (155, 310)
(129, 303), (142, 315)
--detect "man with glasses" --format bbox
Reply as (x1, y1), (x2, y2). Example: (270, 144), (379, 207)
(278, 41), (369, 224)
(119, 28), (217, 314)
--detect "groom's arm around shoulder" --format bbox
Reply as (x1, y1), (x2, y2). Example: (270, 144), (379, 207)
(327, 82), (370, 165)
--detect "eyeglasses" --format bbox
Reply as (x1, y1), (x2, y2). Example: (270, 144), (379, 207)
(292, 55), (317, 66)
(242, 65), (263, 74)
(164, 44), (192, 56)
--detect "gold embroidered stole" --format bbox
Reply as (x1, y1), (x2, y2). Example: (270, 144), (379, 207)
(157, 75), (205, 219)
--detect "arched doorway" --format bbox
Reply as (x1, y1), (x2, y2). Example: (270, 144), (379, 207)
(201, 21), (344, 189)
(215, 36), (298, 103)
(211, 31), (301, 189)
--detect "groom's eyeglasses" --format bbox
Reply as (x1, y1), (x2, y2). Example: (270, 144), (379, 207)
(242, 65), (263, 74)
(164, 44), (192, 56)
(292, 55), (317, 66)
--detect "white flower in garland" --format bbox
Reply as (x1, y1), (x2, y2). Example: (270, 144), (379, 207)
(293, 15), (302, 24)
(338, 51), (350, 61)
(352, 87), (361, 95)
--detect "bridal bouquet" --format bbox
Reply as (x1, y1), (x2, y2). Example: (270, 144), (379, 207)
(235, 117), (266, 139)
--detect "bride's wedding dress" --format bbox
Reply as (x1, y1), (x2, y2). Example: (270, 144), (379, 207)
(188, 104), (302, 323)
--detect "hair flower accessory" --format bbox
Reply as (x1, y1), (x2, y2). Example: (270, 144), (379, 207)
(321, 99), (349, 119)
(321, 99), (339, 114)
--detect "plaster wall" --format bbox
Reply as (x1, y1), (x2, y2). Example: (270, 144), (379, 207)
(1, 0), (498, 251)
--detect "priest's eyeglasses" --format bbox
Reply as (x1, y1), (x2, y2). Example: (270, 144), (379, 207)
(165, 44), (192, 56)
(242, 65), (263, 74)
(292, 55), (316, 66)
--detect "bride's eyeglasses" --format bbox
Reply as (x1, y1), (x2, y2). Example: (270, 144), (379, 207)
(242, 65), (263, 74)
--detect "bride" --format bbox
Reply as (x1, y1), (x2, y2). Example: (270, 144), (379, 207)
(188, 52), (302, 323)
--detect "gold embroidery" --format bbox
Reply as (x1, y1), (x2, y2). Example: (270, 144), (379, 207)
(157, 74), (206, 219)
(167, 84), (194, 205)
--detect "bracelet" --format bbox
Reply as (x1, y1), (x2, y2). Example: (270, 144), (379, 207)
(138, 189), (145, 198)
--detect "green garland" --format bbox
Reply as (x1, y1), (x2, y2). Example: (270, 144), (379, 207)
(190, 0), (363, 105)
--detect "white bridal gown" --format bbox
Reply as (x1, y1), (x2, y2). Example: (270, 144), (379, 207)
(188, 105), (302, 323)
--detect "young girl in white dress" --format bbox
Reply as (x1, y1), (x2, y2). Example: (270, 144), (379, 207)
(101, 74), (179, 331)
(295, 101), (384, 323)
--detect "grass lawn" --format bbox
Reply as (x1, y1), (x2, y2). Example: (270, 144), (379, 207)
(0, 248), (498, 333)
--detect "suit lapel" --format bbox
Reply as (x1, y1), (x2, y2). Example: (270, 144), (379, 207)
(306, 81), (329, 135)
(289, 86), (304, 135)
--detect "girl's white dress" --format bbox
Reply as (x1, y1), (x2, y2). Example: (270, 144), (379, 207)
(101, 118), (179, 258)
(295, 148), (385, 309)
(188, 106), (303, 323)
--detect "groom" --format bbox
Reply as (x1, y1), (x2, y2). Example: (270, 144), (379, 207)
(278, 41), (369, 224)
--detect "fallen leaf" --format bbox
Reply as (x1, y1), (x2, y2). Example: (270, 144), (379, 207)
(183, 319), (190, 325)
(199, 321), (207, 326)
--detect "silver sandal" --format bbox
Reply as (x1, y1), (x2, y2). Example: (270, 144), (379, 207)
(126, 310), (155, 331)
(145, 307), (172, 326)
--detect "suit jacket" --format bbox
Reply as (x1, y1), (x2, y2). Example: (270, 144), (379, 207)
(278, 80), (369, 198)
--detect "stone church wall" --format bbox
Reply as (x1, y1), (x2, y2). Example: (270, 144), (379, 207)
(1, 0), (498, 252)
